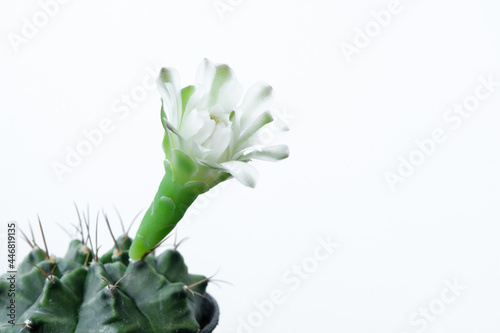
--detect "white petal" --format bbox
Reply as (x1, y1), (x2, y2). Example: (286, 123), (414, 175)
(235, 111), (273, 149)
(204, 125), (232, 162)
(182, 86), (204, 121)
(216, 79), (243, 113)
(196, 158), (224, 170)
(164, 120), (187, 151)
(188, 140), (210, 160)
(220, 160), (259, 188)
(195, 59), (216, 101)
(191, 115), (216, 145)
(157, 68), (181, 125)
(236, 145), (290, 162)
(197, 159), (259, 187)
(237, 82), (274, 129)
(179, 109), (207, 141)
(208, 64), (243, 110)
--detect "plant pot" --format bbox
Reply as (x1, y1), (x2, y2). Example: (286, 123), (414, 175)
(199, 293), (220, 332)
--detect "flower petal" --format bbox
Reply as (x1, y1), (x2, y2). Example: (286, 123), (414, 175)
(208, 64), (243, 111)
(235, 111), (273, 150)
(180, 85), (195, 118)
(157, 67), (181, 125)
(195, 58), (216, 99)
(220, 160), (259, 188)
(182, 86), (205, 123)
(207, 64), (232, 105)
(204, 125), (232, 162)
(179, 108), (207, 141)
(216, 78), (243, 113)
(236, 144), (290, 162)
(238, 82), (274, 129)
(190, 114), (216, 145)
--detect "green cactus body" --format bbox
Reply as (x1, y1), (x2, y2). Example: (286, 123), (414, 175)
(0, 236), (216, 333)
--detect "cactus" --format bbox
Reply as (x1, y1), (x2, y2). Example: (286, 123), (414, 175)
(0, 218), (219, 333)
(1, 59), (288, 332)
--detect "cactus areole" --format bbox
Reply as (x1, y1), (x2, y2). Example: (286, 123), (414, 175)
(0, 233), (218, 332)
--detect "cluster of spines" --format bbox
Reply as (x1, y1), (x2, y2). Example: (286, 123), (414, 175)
(0, 210), (214, 333)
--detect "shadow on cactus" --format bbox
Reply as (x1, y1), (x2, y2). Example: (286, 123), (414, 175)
(1, 59), (289, 332)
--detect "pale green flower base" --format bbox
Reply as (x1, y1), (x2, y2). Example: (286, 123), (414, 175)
(129, 150), (229, 260)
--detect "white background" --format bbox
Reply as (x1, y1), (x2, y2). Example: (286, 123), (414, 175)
(1, 0), (500, 332)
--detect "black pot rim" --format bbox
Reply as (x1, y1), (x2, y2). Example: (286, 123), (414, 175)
(199, 293), (219, 332)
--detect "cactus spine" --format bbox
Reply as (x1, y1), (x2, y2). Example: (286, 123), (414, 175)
(0, 219), (218, 333)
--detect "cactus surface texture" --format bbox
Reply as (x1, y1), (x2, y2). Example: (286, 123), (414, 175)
(0, 233), (218, 333)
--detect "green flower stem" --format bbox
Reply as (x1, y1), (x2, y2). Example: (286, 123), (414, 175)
(129, 175), (207, 260)
(129, 151), (212, 260)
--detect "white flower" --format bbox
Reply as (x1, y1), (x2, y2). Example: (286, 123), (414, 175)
(129, 60), (290, 260)
(157, 58), (289, 188)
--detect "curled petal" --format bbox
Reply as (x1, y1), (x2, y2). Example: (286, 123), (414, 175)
(180, 108), (211, 142)
(180, 85), (196, 122)
(215, 76), (243, 112)
(220, 160), (259, 188)
(236, 144), (290, 162)
(157, 68), (181, 125)
(238, 82), (274, 129)
(208, 64), (243, 111)
(195, 59), (217, 100)
(235, 111), (273, 150)
(191, 115), (216, 145)
(204, 125), (232, 162)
